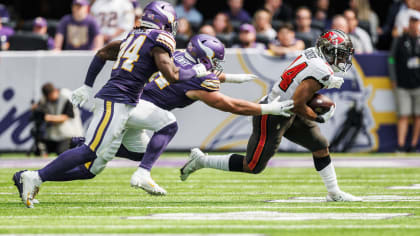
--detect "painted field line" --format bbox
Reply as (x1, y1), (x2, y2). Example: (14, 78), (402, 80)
(0, 235), (263, 236)
(387, 184), (420, 189)
(2, 206), (420, 212)
(123, 211), (411, 221)
(2, 224), (420, 230)
(267, 195), (420, 203)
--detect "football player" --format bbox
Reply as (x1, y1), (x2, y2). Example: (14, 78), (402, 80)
(12, 1), (211, 208)
(180, 30), (362, 202)
(64, 34), (295, 196)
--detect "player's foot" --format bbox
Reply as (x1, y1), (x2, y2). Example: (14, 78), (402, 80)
(180, 148), (205, 181)
(130, 168), (167, 196)
(12, 170), (27, 199)
(20, 171), (42, 208)
(326, 190), (362, 202)
(70, 137), (85, 149)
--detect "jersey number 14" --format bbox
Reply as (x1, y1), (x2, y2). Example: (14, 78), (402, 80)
(279, 60), (308, 92)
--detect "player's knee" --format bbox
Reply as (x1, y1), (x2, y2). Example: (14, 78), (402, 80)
(161, 121), (178, 136)
(312, 148), (329, 158)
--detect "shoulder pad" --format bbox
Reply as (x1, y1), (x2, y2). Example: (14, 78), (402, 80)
(151, 30), (175, 54)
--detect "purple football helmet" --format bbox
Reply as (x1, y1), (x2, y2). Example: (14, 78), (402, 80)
(140, 1), (177, 36)
(186, 34), (225, 74)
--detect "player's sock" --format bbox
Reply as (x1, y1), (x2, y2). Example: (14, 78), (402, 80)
(201, 153), (244, 172)
(38, 145), (96, 182)
(116, 145), (144, 162)
(49, 164), (95, 181)
(314, 155), (340, 193)
(139, 122), (178, 171)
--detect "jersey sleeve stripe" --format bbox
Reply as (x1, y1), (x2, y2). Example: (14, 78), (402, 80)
(157, 38), (175, 53)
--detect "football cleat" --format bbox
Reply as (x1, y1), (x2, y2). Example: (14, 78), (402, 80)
(13, 170), (27, 199)
(130, 168), (167, 196)
(180, 148), (205, 181)
(326, 190), (362, 202)
(20, 171), (42, 208)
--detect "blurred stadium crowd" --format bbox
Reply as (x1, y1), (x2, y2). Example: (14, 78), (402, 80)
(0, 0), (418, 54)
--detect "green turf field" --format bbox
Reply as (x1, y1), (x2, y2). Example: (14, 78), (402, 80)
(1, 154), (420, 235)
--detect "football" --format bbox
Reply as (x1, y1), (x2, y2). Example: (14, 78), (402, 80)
(307, 93), (334, 115)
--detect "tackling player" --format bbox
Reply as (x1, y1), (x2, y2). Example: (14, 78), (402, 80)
(180, 30), (362, 202)
(12, 1), (213, 208)
(63, 34), (294, 196)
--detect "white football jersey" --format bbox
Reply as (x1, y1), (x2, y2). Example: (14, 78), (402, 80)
(90, 0), (134, 41)
(267, 47), (334, 102)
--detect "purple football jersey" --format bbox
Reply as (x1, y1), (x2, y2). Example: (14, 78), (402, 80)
(56, 15), (100, 50)
(95, 29), (176, 106)
(141, 51), (220, 111)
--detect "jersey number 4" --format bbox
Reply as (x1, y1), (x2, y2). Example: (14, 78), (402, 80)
(112, 34), (146, 72)
(279, 61), (308, 92)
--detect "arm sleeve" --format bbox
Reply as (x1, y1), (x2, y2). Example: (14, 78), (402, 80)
(62, 100), (75, 118)
(198, 74), (220, 92)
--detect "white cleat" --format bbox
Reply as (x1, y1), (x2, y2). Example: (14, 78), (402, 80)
(180, 148), (205, 181)
(130, 168), (167, 196)
(21, 171), (42, 208)
(326, 190), (362, 202)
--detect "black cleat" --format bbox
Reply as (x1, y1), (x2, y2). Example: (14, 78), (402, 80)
(70, 137), (85, 149)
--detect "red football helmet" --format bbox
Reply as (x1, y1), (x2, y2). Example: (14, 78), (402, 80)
(316, 29), (354, 72)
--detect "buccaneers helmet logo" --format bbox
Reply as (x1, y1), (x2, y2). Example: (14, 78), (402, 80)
(322, 31), (344, 45)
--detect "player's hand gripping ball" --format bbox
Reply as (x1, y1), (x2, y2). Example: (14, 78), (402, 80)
(307, 93), (334, 115)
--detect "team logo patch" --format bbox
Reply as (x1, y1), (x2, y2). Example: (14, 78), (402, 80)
(322, 31), (344, 44)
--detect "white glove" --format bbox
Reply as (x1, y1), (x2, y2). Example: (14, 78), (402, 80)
(192, 63), (210, 78)
(325, 76), (344, 89)
(71, 85), (92, 107)
(317, 104), (336, 123)
(224, 74), (257, 83)
(260, 97), (294, 116)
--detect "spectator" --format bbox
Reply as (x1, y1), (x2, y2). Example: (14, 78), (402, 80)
(263, 0), (293, 23)
(199, 24), (216, 36)
(331, 14), (349, 33)
(175, 0), (203, 27)
(213, 12), (234, 35)
(232, 24), (266, 49)
(0, 17), (13, 50)
(349, 0), (380, 43)
(177, 18), (193, 38)
(0, 4), (9, 23)
(54, 0), (103, 51)
(33, 17), (55, 50)
(91, 0), (134, 43)
(226, 0), (251, 24)
(133, 4), (143, 28)
(32, 83), (84, 156)
(268, 23), (304, 57)
(294, 6), (321, 48)
(393, 0), (420, 37)
(389, 16), (420, 152)
(344, 9), (373, 53)
(254, 9), (277, 41)
(313, 0), (330, 30)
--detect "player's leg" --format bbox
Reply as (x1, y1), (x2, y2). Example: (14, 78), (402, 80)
(125, 99), (177, 195)
(14, 99), (130, 207)
(180, 114), (291, 180)
(284, 116), (361, 201)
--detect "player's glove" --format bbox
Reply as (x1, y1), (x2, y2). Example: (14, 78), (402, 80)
(224, 74), (257, 83)
(71, 85), (92, 107)
(325, 76), (344, 89)
(315, 103), (336, 123)
(261, 97), (294, 116)
(192, 63), (210, 78)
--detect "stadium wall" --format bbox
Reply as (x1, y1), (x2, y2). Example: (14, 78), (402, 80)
(0, 49), (397, 152)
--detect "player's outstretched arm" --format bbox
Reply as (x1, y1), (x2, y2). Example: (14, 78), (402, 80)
(152, 47), (210, 83)
(291, 78), (322, 121)
(71, 41), (122, 107)
(186, 90), (293, 116)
